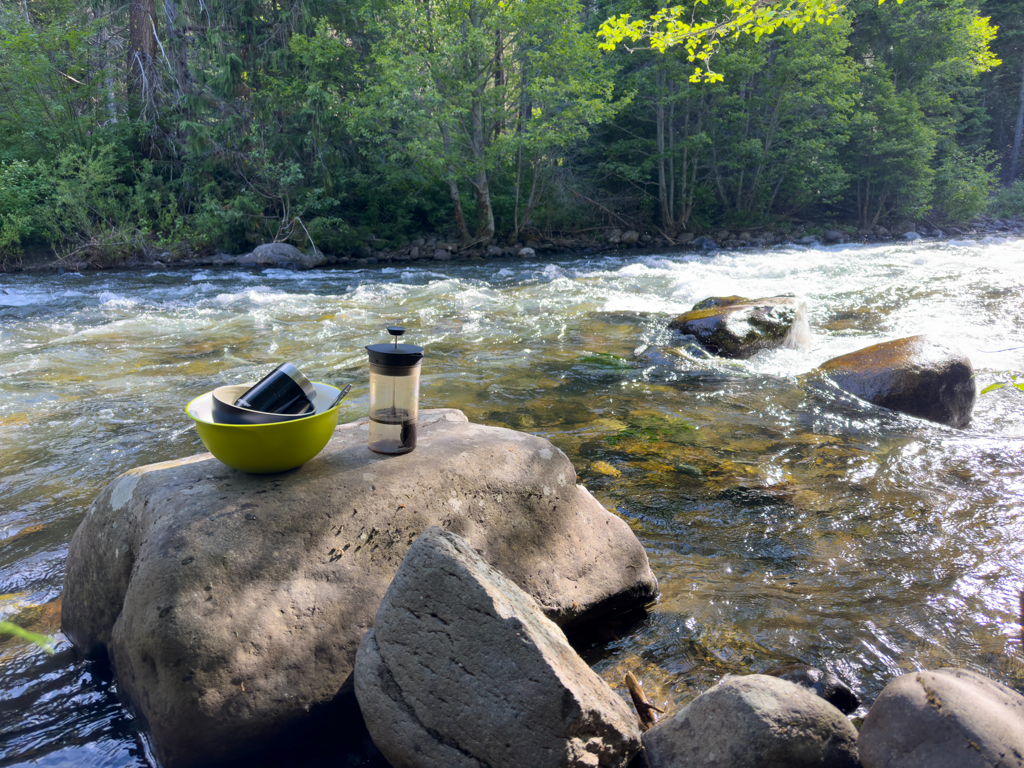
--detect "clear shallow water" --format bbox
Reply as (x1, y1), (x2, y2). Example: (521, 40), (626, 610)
(1, 239), (1023, 765)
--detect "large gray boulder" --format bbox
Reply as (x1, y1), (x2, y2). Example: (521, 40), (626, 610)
(858, 668), (1024, 768)
(244, 242), (326, 270)
(642, 674), (860, 768)
(816, 335), (976, 428)
(355, 527), (642, 768)
(668, 296), (810, 358)
(61, 409), (657, 768)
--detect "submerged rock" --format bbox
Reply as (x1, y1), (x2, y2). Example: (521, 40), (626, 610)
(858, 668), (1024, 768)
(642, 674), (860, 768)
(816, 335), (976, 428)
(61, 409), (657, 768)
(669, 296), (810, 358)
(355, 527), (642, 768)
(763, 664), (860, 714)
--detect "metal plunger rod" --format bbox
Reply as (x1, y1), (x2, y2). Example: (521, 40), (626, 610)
(387, 326), (406, 350)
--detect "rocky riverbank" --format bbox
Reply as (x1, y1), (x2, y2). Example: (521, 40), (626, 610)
(4, 215), (1024, 273)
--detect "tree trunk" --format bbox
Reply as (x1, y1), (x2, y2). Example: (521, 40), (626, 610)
(440, 122), (472, 244)
(656, 69), (672, 233)
(163, 0), (193, 96)
(1008, 49), (1024, 184)
(128, 0), (159, 97)
(469, 96), (495, 245)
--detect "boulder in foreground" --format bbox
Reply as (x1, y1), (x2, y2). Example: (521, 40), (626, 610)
(817, 335), (976, 428)
(669, 296), (810, 358)
(858, 667), (1024, 768)
(642, 674), (860, 768)
(61, 409), (658, 768)
(355, 526), (642, 768)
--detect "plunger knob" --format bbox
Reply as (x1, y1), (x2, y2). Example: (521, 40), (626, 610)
(387, 326), (406, 348)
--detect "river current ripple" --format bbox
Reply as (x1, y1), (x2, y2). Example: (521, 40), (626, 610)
(1, 239), (1023, 765)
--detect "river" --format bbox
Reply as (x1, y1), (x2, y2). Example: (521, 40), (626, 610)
(1, 239), (1023, 766)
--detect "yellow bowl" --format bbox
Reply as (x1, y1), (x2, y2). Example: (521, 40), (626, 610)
(187, 382), (342, 473)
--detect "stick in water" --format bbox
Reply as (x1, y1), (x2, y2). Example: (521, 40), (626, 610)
(624, 671), (664, 731)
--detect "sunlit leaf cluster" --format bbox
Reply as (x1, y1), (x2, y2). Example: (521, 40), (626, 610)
(598, 0), (906, 82)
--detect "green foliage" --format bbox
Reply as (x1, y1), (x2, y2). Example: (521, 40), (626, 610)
(0, 620), (56, 654)
(597, 0), (907, 82)
(38, 142), (151, 263)
(345, 0), (620, 244)
(0, 159), (51, 258)
(843, 67), (938, 226)
(0, 0), (1014, 257)
(989, 179), (1024, 217)
(981, 374), (1024, 394)
(933, 146), (997, 221)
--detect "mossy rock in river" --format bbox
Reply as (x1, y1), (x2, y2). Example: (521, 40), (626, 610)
(604, 410), (704, 449)
(669, 296), (810, 359)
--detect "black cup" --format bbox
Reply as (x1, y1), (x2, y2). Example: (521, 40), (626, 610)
(235, 363), (316, 415)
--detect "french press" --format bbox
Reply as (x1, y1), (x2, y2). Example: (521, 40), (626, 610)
(365, 326), (424, 455)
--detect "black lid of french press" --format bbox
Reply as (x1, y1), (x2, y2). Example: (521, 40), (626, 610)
(365, 326), (424, 367)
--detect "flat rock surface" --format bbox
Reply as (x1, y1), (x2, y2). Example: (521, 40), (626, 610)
(858, 667), (1024, 768)
(817, 335), (976, 428)
(61, 409), (658, 767)
(669, 296), (809, 358)
(355, 527), (642, 768)
(642, 674), (860, 768)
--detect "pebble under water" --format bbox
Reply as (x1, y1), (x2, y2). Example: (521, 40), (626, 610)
(1, 239), (1023, 766)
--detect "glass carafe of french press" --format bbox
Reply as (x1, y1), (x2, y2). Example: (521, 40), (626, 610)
(366, 326), (424, 455)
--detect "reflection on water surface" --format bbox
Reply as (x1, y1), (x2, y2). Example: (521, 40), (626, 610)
(1, 240), (1023, 766)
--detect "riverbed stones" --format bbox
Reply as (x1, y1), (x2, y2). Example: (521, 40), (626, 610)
(355, 527), (642, 768)
(642, 674), (860, 768)
(61, 409), (657, 768)
(669, 296), (810, 358)
(857, 667), (1024, 768)
(816, 335), (976, 428)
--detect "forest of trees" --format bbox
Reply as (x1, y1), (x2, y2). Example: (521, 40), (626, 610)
(0, 0), (1021, 263)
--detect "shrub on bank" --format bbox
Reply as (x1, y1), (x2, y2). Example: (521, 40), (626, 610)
(989, 180), (1024, 219)
(933, 147), (997, 223)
